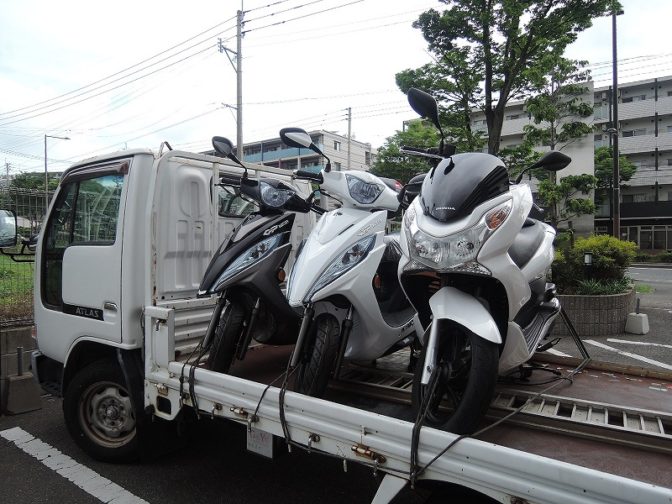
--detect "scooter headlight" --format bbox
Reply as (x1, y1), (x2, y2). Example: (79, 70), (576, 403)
(305, 234), (376, 302)
(260, 181), (295, 208)
(345, 174), (382, 204)
(407, 200), (511, 272)
(212, 233), (284, 292)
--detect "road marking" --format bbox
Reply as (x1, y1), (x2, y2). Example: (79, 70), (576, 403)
(583, 340), (672, 371)
(0, 427), (148, 504)
(607, 338), (672, 350)
(545, 348), (572, 357)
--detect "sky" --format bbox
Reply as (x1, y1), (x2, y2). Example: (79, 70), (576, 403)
(1, 0), (671, 177)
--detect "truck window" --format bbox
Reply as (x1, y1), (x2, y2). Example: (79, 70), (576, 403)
(218, 186), (258, 218)
(42, 173), (124, 308)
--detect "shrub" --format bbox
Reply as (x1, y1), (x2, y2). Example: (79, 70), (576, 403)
(552, 235), (636, 294)
(575, 277), (631, 295)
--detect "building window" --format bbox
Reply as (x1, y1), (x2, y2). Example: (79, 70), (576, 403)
(622, 94), (646, 103)
(334, 162), (342, 171)
(594, 134), (602, 141)
(621, 128), (646, 137)
(364, 151), (371, 165)
(333, 141), (341, 151)
(506, 114), (521, 120)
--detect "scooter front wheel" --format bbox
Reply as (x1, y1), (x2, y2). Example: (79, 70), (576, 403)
(295, 314), (340, 398)
(207, 301), (246, 373)
(411, 328), (498, 434)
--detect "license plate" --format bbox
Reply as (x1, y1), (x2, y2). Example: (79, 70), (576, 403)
(246, 427), (274, 459)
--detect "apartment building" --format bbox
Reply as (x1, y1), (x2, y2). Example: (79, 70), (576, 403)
(593, 76), (672, 250)
(470, 81), (596, 235)
(241, 130), (373, 173)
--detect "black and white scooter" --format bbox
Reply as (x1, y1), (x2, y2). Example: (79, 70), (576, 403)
(397, 89), (571, 434)
(198, 136), (321, 373)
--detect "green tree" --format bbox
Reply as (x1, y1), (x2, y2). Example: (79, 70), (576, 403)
(371, 119), (440, 183)
(11, 172), (59, 191)
(593, 146), (637, 192)
(397, 0), (613, 155)
(524, 57), (594, 151)
(537, 173), (597, 228)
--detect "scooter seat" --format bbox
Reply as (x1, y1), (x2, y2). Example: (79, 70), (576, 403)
(509, 219), (545, 269)
(382, 233), (402, 262)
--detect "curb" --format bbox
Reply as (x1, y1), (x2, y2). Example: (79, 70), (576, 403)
(630, 263), (672, 269)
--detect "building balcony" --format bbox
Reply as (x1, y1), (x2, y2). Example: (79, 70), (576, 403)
(243, 143), (324, 163)
(618, 132), (672, 155)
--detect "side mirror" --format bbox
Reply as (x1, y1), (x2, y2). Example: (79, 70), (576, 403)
(212, 136), (246, 172)
(0, 209), (18, 248)
(408, 88), (441, 132)
(280, 127), (332, 172)
(515, 151), (572, 184)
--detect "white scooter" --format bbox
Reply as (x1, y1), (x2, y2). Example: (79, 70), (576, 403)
(280, 127), (421, 397)
(398, 89), (571, 434)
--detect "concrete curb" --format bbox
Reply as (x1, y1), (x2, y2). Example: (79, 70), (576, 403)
(631, 263), (672, 269)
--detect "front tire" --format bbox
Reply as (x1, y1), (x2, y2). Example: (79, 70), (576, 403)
(207, 301), (246, 373)
(295, 314), (341, 397)
(63, 360), (139, 462)
(411, 326), (499, 434)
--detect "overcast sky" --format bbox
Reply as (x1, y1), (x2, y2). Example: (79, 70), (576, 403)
(1, 0), (671, 176)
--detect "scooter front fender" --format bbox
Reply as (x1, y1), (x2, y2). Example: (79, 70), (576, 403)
(421, 287), (502, 385)
(428, 287), (502, 345)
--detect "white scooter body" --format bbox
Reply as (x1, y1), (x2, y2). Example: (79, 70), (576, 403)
(288, 169), (420, 362)
(399, 180), (558, 376)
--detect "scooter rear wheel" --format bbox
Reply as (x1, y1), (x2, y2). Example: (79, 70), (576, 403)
(411, 328), (498, 434)
(207, 301), (246, 373)
(295, 314), (340, 398)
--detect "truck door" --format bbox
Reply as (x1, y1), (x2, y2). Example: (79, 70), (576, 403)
(36, 161), (128, 363)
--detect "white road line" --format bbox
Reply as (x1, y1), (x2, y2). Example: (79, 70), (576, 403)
(607, 338), (672, 350)
(545, 348), (572, 357)
(0, 427), (148, 504)
(583, 340), (672, 371)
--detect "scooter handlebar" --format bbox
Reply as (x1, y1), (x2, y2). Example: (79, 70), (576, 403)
(293, 169), (323, 184)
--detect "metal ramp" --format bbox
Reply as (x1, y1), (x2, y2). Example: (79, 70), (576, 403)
(491, 389), (672, 454)
(331, 359), (672, 455)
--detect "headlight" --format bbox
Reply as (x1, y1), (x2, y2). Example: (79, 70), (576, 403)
(260, 181), (295, 208)
(345, 174), (382, 204)
(213, 233), (284, 291)
(407, 200), (511, 271)
(305, 234), (376, 301)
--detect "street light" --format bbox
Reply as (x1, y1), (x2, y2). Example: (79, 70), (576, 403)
(44, 134), (70, 213)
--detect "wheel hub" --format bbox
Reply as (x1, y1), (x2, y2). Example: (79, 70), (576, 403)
(82, 383), (136, 445)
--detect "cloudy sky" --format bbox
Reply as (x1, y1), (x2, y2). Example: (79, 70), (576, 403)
(1, 0), (670, 176)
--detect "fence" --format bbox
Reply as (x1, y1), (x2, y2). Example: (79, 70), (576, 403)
(0, 187), (51, 327)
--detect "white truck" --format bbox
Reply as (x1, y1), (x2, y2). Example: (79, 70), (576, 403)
(3, 146), (671, 503)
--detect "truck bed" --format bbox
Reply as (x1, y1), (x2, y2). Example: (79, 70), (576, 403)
(223, 344), (672, 490)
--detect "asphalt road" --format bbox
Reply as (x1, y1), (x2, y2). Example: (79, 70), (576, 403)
(549, 266), (672, 371)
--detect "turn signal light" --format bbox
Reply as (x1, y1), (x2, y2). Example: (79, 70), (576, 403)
(485, 201), (512, 230)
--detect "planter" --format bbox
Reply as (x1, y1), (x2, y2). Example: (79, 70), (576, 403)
(552, 288), (636, 337)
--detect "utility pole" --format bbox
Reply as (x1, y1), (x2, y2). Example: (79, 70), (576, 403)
(611, 4), (621, 239)
(346, 107), (352, 170)
(4, 160), (10, 186)
(218, 7), (244, 160)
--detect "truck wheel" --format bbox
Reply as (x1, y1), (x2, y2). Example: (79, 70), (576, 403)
(207, 301), (246, 373)
(296, 314), (340, 398)
(411, 327), (498, 434)
(63, 360), (139, 462)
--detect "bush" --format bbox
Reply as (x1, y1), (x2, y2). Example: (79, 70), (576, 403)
(552, 235), (636, 294)
(575, 277), (631, 295)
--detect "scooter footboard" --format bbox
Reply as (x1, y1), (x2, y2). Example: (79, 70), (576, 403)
(428, 287), (502, 345)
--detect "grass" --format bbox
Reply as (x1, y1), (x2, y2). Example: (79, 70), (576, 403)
(635, 283), (654, 294)
(0, 254), (34, 321)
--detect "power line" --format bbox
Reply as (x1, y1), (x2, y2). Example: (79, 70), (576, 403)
(0, 15), (238, 118)
(245, 0), (329, 23)
(244, 0), (292, 13)
(242, 0), (363, 34)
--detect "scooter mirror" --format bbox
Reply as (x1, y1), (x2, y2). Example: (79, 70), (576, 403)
(407, 88), (441, 132)
(212, 136), (235, 157)
(280, 127), (332, 172)
(530, 150), (572, 172)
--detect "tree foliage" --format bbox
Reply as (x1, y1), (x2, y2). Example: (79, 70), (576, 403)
(397, 0), (613, 155)
(11, 172), (59, 191)
(371, 120), (440, 183)
(538, 173), (597, 228)
(593, 145), (637, 191)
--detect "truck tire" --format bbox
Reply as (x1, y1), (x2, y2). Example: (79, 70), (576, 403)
(411, 328), (498, 434)
(295, 314), (340, 398)
(207, 301), (246, 373)
(63, 360), (139, 462)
